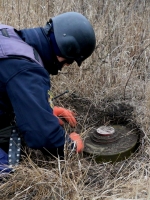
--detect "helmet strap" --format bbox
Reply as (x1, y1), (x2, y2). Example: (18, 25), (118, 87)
(43, 21), (53, 36)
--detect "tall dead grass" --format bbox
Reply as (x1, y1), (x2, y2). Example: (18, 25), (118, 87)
(0, 0), (150, 199)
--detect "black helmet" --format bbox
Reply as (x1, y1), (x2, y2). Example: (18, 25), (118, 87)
(50, 12), (96, 66)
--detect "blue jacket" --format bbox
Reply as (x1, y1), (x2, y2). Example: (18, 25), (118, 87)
(0, 26), (65, 150)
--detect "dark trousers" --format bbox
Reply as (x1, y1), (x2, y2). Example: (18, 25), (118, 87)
(0, 112), (14, 129)
(0, 113), (14, 153)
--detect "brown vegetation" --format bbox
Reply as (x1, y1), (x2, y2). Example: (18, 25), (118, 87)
(0, 0), (150, 199)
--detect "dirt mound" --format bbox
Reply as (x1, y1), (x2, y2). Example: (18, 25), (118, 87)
(62, 95), (136, 130)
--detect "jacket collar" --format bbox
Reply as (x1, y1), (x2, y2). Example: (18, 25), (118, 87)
(17, 27), (59, 75)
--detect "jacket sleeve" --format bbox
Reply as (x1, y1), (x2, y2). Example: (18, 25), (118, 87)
(5, 60), (65, 150)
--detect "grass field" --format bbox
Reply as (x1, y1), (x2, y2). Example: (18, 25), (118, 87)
(0, 0), (150, 199)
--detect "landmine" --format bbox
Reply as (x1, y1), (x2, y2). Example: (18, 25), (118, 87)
(83, 125), (139, 163)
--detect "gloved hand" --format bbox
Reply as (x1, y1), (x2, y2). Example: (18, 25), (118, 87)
(53, 106), (77, 127)
(69, 132), (84, 153)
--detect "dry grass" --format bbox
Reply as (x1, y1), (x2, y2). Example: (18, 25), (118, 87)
(1, 0), (150, 199)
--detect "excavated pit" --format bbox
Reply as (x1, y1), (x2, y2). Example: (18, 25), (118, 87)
(60, 95), (143, 163)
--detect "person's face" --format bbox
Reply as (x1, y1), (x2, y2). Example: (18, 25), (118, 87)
(57, 56), (73, 68)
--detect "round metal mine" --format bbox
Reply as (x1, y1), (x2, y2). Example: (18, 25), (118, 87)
(83, 125), (139, 163)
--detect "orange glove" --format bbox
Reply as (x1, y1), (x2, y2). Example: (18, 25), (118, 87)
(69, 132), (84, 153)
(53, 106), (77, 127)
